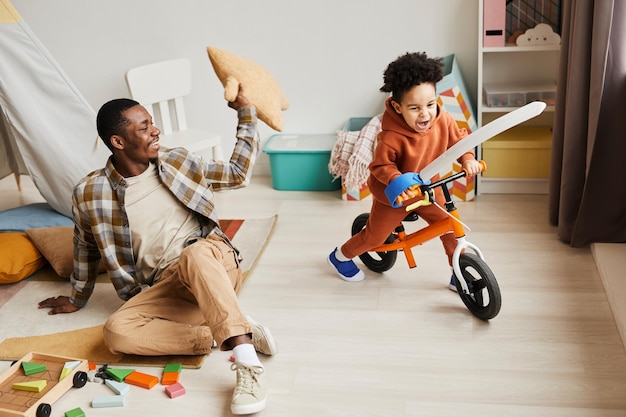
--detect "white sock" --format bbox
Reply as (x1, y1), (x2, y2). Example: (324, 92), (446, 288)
(334, 247), (350, 262)
(233, 343), (263, 368)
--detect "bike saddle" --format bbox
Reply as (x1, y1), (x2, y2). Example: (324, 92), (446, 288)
(403, 212), (419, 222)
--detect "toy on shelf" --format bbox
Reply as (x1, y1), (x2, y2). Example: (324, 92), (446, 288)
(515, 23), (561, 46)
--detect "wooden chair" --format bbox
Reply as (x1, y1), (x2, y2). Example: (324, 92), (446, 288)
(125, 58), (223, 160)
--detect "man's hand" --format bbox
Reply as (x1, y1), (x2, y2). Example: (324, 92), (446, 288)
(227, 84), (251, 111)
(38, 296), (80, 315)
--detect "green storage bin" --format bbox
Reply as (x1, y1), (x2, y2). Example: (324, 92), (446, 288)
(342, 117), (373, 132)
(263, 134), (341, 191)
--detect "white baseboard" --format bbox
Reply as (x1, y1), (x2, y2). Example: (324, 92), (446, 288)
(592, 242), (626, 350)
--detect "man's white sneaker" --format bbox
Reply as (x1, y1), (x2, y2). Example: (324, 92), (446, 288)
(231, 363), (267, 415)
(246, 315), (279, 356)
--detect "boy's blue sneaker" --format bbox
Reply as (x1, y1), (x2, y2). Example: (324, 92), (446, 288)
(449, 275), (457, 292)
(328, 248), (365, 282)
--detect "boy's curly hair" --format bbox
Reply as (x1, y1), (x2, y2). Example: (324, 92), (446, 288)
(380, 52), (444, 102)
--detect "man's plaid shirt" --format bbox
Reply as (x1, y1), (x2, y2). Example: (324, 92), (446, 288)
(69, 107), (258, 308)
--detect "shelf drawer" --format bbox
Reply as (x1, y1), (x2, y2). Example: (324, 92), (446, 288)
(482, 126), (552, 178)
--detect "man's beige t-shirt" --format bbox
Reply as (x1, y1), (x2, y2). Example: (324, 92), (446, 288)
(124, 163), (202, 284)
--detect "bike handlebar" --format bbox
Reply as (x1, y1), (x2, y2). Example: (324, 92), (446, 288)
(428, 160), (487, 190)
(404, 160), (487, 211)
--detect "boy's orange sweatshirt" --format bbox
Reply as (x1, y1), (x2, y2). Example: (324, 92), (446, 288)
(368, 97), (474, 206)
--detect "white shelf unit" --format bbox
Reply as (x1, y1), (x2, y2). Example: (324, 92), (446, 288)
(477, 1), (560, 194)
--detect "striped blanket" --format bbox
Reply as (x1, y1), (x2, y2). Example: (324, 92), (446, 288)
(328, 115), (382, 190)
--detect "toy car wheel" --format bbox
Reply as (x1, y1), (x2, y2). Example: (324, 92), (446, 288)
(36, 403), (52, 417)
(352, 213), (397, 272)
(453, 253), (502, 320)
(73, 371), (88, 388)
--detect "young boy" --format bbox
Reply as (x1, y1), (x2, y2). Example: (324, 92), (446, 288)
(328, 52), (482, 287)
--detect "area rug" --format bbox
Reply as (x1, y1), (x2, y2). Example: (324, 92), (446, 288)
(0, 216), (276, 368)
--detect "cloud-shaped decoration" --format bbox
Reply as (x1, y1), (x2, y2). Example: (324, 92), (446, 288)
(516, 23), (561, 46)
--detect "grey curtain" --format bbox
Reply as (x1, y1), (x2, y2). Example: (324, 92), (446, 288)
(549, 0), (626, 246)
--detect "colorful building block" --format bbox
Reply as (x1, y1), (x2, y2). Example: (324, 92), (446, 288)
(92, 395), (125, 408)
(64, 360), (81, 371)
(161, 371), (179, 385)
(59, 367), (72, 381)
(59, 359), (83, 381)
(13, 380), (47, 392)
(22, 361), (47, 375)
(165, 382), (186, 398)
(105, 367), (135, 382)
(88, 361), (97, 370)
(163, 363), (182, 373)
(124, 371), (158, 389)
(105, 379), (130, 396)
(65, 407), (86, 417)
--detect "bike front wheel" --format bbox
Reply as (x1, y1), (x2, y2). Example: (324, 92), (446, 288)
(351, 213), (397, 272)
(453, 253), (501, 320)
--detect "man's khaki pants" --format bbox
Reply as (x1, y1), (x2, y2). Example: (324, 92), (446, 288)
(103, 235), (250, 356)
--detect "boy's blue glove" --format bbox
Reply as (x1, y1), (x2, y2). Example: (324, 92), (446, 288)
(384, 172), (428, 208)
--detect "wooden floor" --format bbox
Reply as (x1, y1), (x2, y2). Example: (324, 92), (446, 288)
(1, 174), (626, 417)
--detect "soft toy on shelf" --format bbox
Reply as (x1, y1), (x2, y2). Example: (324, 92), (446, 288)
(515, 23), (561, 46)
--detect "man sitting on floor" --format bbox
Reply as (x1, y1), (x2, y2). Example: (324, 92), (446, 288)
(38, 85), (277, 415)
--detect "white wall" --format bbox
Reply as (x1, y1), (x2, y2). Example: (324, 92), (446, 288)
(11, 0), (479, 174)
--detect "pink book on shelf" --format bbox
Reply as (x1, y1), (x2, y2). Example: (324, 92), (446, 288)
(483, 0), (506, 47)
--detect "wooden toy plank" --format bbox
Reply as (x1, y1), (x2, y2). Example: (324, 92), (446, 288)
(125, 371), (159, 389)
(92, 394), (125, 408)
(165, 382), (186, 398)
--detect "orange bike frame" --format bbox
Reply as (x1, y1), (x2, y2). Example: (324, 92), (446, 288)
(370, 207), (466, 269)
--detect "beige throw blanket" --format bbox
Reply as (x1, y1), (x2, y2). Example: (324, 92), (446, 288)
(328, 115), (382, 190)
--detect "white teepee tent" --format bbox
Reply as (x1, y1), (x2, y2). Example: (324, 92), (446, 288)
(0, 0), (109, 217)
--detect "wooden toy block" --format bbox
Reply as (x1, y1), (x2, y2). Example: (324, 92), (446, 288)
(12, 379), (47, 392)
(0, 352), (90, 417)
(22, 361), (47, 375)
(105, 367), (135, 382)
(65, 407), (86, 417)
(165, 382), (186, 398)
(92, 395), (125, 408)
(163, 363), (183, 373)
(125, 371), (158, 389)
(105, 379), (130, 396)
(88, 361), (97, 370)
(161, 371), (179, 385)
(59, 366), (72, 381)
(64, 360), (81, 370)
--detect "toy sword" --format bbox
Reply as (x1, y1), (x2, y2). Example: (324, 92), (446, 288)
(419, 101), (547, 181)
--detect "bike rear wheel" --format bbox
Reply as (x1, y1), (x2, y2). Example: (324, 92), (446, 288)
(453, 253), (501, 320)
(351, 213), (397, 272)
